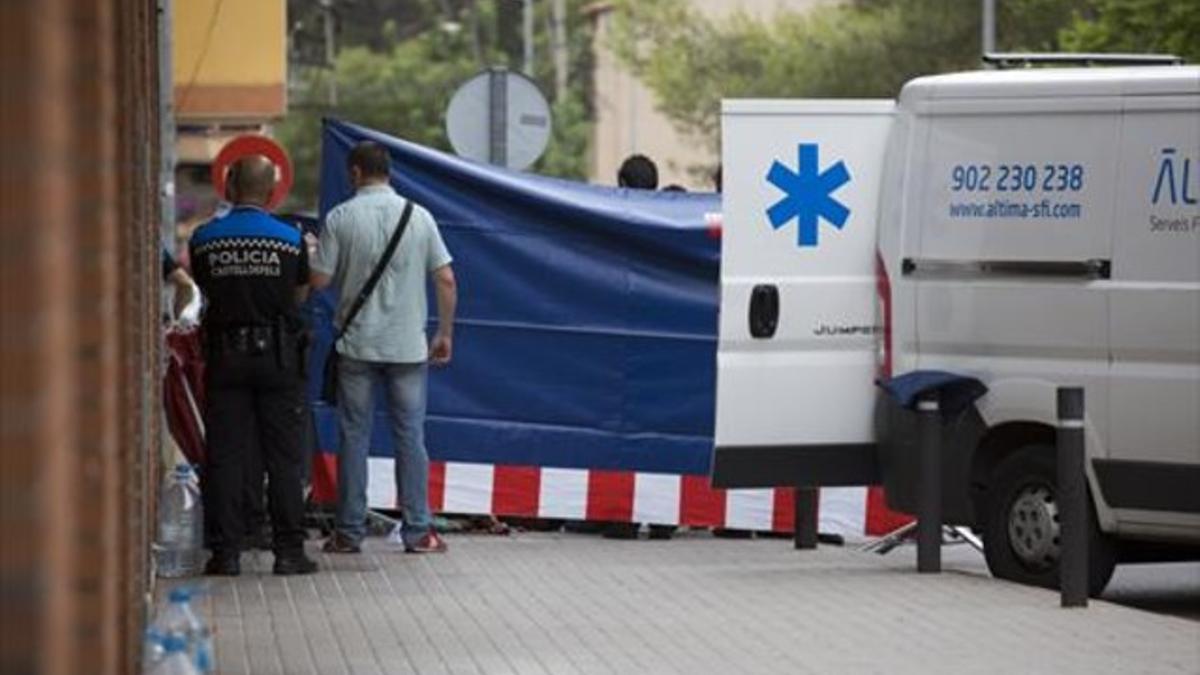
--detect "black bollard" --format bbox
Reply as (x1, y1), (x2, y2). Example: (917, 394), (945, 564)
(794, 487), (818, 550)
(916, 392), (942, 573)
(1056, 387), (1089, 608)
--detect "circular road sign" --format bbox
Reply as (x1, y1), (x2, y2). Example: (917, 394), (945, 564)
(211, 135), (294, 209)
(446, 68), (552, 171)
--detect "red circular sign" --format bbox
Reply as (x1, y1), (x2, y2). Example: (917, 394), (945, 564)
(211, 135), (294, 210)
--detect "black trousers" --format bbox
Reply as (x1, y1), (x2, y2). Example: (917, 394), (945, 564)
(203, 349), (307, 557)
(203, 419), (266, 548)
(243, 425), (267, 539)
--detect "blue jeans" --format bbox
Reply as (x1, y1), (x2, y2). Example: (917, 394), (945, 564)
(335, 357), (432, 546)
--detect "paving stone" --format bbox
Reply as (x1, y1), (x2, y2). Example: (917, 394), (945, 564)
(160, 532), (1200, 674)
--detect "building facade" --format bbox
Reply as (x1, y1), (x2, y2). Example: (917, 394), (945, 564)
(1, 2), (163, 674)
(587, 0), (831, 190)
(173, 0), (288, 162)
(172, 0), (288, 249)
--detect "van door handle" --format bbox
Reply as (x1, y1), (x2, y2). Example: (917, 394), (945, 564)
(901, 257), (1112, 280)
(749, 284), (779, 339)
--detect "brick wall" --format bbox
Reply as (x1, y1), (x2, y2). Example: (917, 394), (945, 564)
(0, 2), (161, 674)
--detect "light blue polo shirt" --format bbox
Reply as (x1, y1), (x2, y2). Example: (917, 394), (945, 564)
(313, 184), (452, 363)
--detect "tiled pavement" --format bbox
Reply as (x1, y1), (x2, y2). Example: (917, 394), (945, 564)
(166, 532), (1200, 675)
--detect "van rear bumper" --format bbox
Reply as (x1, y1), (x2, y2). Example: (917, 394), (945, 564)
(709, 393), (987, 526)
(711, 443), (879, 489)
(874, 391), (985, 526)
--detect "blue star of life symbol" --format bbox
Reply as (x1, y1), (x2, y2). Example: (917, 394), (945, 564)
(766, 143), (851, 247)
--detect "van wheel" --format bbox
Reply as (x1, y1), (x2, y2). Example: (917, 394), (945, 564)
(981, 446), (1116, 596)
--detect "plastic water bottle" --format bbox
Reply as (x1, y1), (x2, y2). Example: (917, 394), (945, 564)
(157, 463), (204, 578)
(143, 629), (167, 671)
(150, 634), (201, 675)
(151, 587), (214, 674)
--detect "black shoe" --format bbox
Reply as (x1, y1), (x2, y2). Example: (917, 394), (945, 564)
(273, 553), (318, 576)
(203, 554), (241, 577)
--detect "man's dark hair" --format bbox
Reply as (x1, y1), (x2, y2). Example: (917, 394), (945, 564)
(347, 141), (391, 178)
(617, 154), (658, 190)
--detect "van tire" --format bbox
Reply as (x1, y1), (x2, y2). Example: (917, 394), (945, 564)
(981, 445), (1116, 596)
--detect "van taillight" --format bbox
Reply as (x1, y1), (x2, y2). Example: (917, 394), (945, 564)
(875, 251), (892, 380)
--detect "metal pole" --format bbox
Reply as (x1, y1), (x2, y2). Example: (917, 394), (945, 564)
(627, 78), (637, 156)
(917, 393), (942, 573)
(551, 0), (568, 101)
(157, 0), (175, 252)
(322, 0), (338, 106)
(794, 488), (818, 550)
(1056, 387), (1089, 608)
(488, 67), (508, 167)
(982, 0), (996, 65)
(469, 0), (484, 65)
(154, 0), (176, 622)
(522, 0), (534, 76)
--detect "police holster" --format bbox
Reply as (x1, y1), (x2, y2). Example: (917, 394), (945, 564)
(207, 323), (305, 374)
(210, 326), (275, 356)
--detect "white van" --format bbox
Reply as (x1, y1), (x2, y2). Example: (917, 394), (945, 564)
(713, 65), (1200, 594)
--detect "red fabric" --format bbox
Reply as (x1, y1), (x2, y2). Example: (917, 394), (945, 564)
(310, 452), (339, 505)
(163, 327), (207, 465)
(865, 485), (914, 535)
(492, 465), (540, 517)
(771, 487), (797, 533)
(428, 461), (446, 512)
(679, 475), (726, 527)
(585, 470), (635, 522)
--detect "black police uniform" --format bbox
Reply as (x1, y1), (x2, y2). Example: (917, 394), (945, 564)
(189, 206), (310, 566)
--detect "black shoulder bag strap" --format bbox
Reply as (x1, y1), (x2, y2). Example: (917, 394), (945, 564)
(321, 199), (414, 403)
(335, 199), (415, 341)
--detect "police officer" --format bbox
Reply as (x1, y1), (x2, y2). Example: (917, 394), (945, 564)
(189, 155), (317, 576)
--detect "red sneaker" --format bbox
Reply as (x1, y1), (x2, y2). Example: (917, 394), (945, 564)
(405, 530), (448, 554)
(322, 533), (362, 554)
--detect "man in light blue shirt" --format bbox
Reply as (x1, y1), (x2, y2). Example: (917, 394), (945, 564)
(311, 141), (457, 554)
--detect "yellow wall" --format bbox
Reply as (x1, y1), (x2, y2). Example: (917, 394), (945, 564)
(173, 0), (287, 120)
(174, 0), (285, 86)
(589, 0), (834, 188)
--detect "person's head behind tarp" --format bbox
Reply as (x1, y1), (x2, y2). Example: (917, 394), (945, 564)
(617, 154), (658, 190)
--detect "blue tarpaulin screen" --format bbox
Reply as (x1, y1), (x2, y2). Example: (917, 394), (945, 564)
(309, 119), (721, 475)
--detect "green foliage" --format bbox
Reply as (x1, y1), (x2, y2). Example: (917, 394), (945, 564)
(277, 28), (477, 210)
(1060, 0), (1200, 63)
(278, 0), (595, 211)
(609, 0), (984, 145)
(536, 95), (592, 179)
(608, 0), (1192, 151)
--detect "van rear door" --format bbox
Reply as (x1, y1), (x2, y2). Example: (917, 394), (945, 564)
(713, 100), (894, 488)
